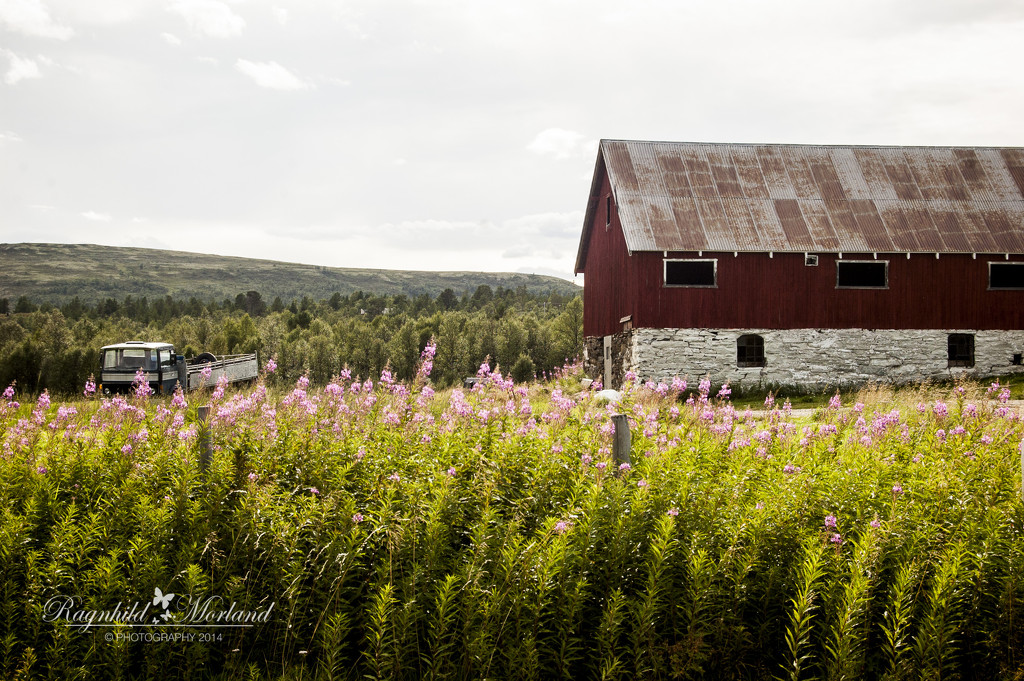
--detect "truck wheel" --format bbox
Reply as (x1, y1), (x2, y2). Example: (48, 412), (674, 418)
(195, 352), (217, 364)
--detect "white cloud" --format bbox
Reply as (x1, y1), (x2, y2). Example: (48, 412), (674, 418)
(0, 0), (73, 39)
(167, 0), (244, 39)
(272, 6), (287, 26)
(235, 59), (311, 90)
(81, 211), (112, 222)
(161, 31), (182, 45)
(0, 130), (23, 143)
(527, 127), (589, 159)
(3, 51), (41, 84)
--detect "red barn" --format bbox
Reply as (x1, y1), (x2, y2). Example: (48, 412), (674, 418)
(574, 140), (1024, 389)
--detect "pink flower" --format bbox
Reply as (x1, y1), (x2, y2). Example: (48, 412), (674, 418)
(310, 487), (319, 495)
(248, 472), (258, 483)
(870, 518), (882, 529)
(36, 465), (47, 475)
(618, 462), (631, 472)
(824, 514), (838, 529)
(83, 376), (96, 398)
(553, 520), (571, 534)
(637, 479), (649, 488)
(388, 473), (401, 482)
(667, 507), (679, 516)
(447, 467), (456, 477)
(892, 483), (903, 495)
(264, 357), (277, 374)
(352, 513), (364, 524)
(830, 533), (843, 544)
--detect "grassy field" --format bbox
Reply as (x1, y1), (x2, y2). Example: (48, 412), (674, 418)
(0, 243), (580, 305)
(1, 360), (1023, 680)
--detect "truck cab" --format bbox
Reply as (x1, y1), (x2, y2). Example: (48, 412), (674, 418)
(99, 341), (184, 395)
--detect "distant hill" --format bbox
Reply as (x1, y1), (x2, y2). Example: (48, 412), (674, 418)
(0, 243), (580, 305)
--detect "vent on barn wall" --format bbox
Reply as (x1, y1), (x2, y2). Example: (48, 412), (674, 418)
(805, 254), (819, 266)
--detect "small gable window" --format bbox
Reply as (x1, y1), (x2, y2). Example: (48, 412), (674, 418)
(737, 334), (765, 368)
(948, 333), (975, 368)
(836, 260), (888, 288)
(665, 259), (717, 287)
(989, 262), (1024, 289)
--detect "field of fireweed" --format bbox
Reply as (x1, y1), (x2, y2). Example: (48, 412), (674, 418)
(1, 346), (1023, 680)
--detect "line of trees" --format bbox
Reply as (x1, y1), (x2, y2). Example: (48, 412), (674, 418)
(0, 285), (584, 395)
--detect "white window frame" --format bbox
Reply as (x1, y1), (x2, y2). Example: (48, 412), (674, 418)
(836, 259), (889, 289)
(988, 261), (1024, 290)
(664, 258), (718, 288)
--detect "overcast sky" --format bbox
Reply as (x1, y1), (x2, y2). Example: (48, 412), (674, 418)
(2, 0), (1024, 282)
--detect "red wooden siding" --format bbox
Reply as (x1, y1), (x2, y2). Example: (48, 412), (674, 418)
(581, 173), (635, 337)
(627, 251), (1024, 330)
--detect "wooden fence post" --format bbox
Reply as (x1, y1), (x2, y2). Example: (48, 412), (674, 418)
(198, 405), (212, 475)
(611, 413), (631, 467)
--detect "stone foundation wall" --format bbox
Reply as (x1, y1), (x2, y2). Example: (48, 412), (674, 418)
(629, 328), (1024, 390)
(583, 331), (634, 388)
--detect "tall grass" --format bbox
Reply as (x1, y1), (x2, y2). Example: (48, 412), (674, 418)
(0, 365), (1023, 679)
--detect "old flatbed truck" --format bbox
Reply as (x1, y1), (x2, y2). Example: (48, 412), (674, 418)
(99, 341), (258, 394)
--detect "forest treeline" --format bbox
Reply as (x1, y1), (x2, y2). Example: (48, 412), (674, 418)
(0, 285), (583, 395)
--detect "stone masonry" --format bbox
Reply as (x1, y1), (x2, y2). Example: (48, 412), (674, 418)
(587, 328), (1024, 390)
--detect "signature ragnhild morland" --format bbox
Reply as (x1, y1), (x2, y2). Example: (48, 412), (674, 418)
(43, 587), (276, 631)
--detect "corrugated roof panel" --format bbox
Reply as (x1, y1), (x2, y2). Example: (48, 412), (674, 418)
(646, 195), (686, 251)
(889, 201), (943, 251)
(1000, 149), (1024, 198)
(979, 203), (1024, 252)
(706, 147), (745, 198)
(874, 202), (923, 252)
(781, 149), (820, 200)
(773, 199), (814, 248)
(682, 151), (718, 199)
(931, 205), (972, 252)
(885, 149), (926, 201)
(730, 146), (771, 199)
(953, 149), (994, 200)
(823, 199), (871, 252)
(624, 143), (667, 251)
(977, 149), (1023, 201)
(807, 150), (848, 203)
(957, 208), (1000, 253)
(694, 196), (735, 252)
(800, 199), (842, 251)
(850, 200), (896, 251)
(853, 148), (901, 200)
(831, 148), (873, 200)
(596, 140), (1024, 255)
(721, 197), (765, 251)
(669, 196), (710, 251)
(920, 148), (971, 201)
(746, 198), (789, 248)
(756, 147), (798, 199)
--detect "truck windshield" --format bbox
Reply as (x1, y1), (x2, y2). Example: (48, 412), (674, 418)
(103, 348), (158, 371)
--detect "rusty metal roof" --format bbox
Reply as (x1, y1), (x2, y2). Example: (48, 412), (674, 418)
(576, 140), (1024, 271)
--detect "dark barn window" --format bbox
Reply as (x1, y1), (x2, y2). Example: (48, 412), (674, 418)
(664, 259), (716, 287)
(836, 261), (888, 288)
(989, 262), (1024, 289)
(737, 334), (765, 367)
(948, 333), (975, 368)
